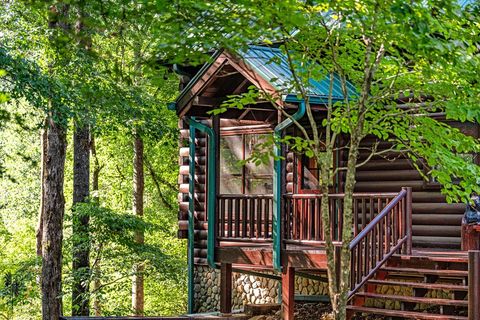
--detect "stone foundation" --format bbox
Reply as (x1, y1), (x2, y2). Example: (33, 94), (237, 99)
(194, 266), (457, 313)
(194, 266), (328, 313)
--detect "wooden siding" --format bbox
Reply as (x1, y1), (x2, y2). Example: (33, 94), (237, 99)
(347, 119), (479, 249)
(177, 120), (208, 264)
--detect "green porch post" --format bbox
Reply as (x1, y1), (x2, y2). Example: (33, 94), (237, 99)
(187, 118), (217, 313)
(273, 101), (306, 272)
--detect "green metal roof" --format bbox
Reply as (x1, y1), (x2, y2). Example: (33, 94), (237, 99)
(239, 45), (357, 103)
(171, 45), (358, 112)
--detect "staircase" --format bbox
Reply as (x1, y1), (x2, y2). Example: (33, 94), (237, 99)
(347, 252), (469, 319)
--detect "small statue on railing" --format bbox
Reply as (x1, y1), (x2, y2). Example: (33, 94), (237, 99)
(464, 193), (480, 224)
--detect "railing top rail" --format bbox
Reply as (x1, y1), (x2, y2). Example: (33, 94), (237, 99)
(285, 192), (400, 199)
(217, 194), (273, 199)
(349, 189), (407, 250)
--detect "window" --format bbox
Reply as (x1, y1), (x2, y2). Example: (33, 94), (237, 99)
(220, 133), (273, 194)
(301, 155), (321, 190)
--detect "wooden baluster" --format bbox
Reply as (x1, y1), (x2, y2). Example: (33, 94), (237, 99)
(392, 201), (398, 246)
(362, 198), (367, 231)
(364, 235), (368, 278)
(386, 206), (391, 252)
(249, 197), (255, 239)
(307, 199), (313, 240)
(257, 198), (262, 239)
(371, 220), (376, 269)
(266, 197), (271, 238)
(228, 198), (233, 238)
(315, 198), (320, 241)
(220, 198), (225, 237)
(242, 198), (247, 238)
(357, 246), (361, 286)
(378, 216), (384, 261)
(338, 199), (344, 242)
(235, 198), (240, 238)
(292, 199), (297, 240)
(330, 198), (335, 241)
(354, 198), (358, 236)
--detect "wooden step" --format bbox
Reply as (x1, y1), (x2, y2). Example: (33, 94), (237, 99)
(346, 306), (467, 320)
(382, 266), (468, 277)
(354, 292), (468, 307)
(367, 279), (468, 291)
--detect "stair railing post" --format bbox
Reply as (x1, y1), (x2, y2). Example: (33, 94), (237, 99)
(404, 187), (413, 255)
(469, 250), (480, 320)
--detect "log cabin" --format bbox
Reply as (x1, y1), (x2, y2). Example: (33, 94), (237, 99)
(169, 45), (480, 320)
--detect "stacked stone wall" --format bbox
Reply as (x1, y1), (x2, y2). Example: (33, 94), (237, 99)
(194, 266), (328, 313)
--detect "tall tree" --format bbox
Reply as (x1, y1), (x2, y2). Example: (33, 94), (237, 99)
(71, 4), (92, 316)
(132, 132), (144, 315)
(41, 3), (71, 319)
(41, 114), (67, 320)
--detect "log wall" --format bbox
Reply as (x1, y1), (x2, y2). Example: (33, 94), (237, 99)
(177, 120), (208, 264)
(348, 120), (479, 249)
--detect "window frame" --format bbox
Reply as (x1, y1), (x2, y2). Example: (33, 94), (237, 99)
(219, 128), (273, 195)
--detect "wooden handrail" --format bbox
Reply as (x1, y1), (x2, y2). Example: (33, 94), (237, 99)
(285, 192), (399, 199)
(349, 189), (407, 250)
(218, 194), (273, 199)
(348, 187), (412, 298)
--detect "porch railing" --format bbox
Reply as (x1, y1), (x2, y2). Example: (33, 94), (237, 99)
(283, 192), (402, 245)
(348, 187), (412, 297)
(217, 194), (273, 242)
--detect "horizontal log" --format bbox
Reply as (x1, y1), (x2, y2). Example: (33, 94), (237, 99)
(412, 202), (465, 214)
(194, 230), (208, 240)
(287, 173), (294, 183)
(179, 129), (207, 139)
(286, 162), (294, 172)
(179, 165), (205, 175)
(359, 140), (393, 148)
(413, 236), (461, 249)
(412, 214), (463, 225)
(178, 210), (206, 221)
(287, 152), (295, 162)
(412, 192), (446, 203)
(355, 170), (422, 182)
(179, 147), (206, 157)
(194, 248), (208, 257)
(178, 220), (209, 231)
(179, 201), (204, 212)
(179, 183), (205, 193)
(286, 183), (294, 193)
(194, 257), (207, 265)
(178, 174), (187, 185)
(179, 155), (206, 166)
(357, 150), (402, 161)
(355, 181), (424, 192)
(177, 192), (187, 203)
(355, 159), (413, 171)
(412, 225), (461, 237)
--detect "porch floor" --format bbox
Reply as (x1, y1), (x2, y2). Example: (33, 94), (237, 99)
(216, 242), (469, 270)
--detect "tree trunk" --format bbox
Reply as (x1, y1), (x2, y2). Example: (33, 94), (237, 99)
(41, 116), (67, 320)
(90, 134), (102, 316)
(37, 120), (47, 257)
(72, 124), (90, 316)
(132, 134), (144, 315)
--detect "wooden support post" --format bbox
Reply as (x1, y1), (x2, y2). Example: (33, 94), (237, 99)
(404, 187), (413, 255)
(468, 251), (480, 320)
(220, 263), (232, 314)
(282, 266), (295, 320)
(462, 224), (480, 251)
